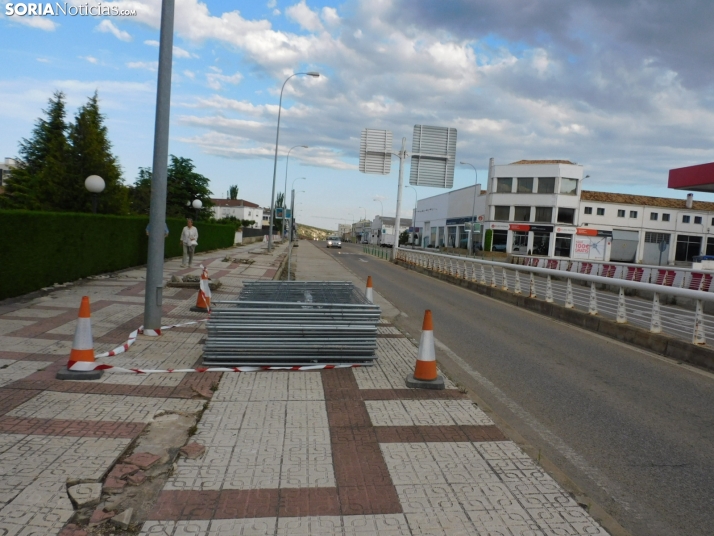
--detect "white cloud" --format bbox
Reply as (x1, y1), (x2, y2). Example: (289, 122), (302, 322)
(143, 40), (197, 58)
(183, 70), (196, 79)
(285, 1), (323, 32)
(9, 15), (57, 31)
(127, 61), (158, 71)
(206, 70), (243, 90)
(36, 58), (50, 63)
(81, 56), (99, 64)
(273, 9), (281, 16)
(321, 7), (339, 27)
(267, 0), (277, 7)
(95, 19), (132, 42)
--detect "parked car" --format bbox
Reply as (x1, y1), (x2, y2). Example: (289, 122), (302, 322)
(326, 236), (342, 248)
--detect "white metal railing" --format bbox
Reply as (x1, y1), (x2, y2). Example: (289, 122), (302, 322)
(511, 255), (714, 293)
(396, 249), (714, 345)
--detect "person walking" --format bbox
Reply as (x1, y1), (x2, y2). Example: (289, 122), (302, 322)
(180, 218), (198, 268)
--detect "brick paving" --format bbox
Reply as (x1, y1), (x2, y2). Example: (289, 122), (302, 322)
(0, 239), (609, 535)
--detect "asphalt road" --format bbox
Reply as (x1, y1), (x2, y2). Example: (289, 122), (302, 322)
(323, 243), (714, 536)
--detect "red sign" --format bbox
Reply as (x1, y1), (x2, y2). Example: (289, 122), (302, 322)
(576, 228), (598, 236)
(509, 224), (530, 231)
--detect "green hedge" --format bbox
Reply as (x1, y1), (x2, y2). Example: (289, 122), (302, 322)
(0, 210), (235, 300)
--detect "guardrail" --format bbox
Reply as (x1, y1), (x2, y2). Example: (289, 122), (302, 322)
(511, 255), (714, 294)
(363, 244), (393, 260)
(396, 249), (714, 345)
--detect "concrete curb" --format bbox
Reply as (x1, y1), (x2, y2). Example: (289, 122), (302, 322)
(395, 259), (714, 372)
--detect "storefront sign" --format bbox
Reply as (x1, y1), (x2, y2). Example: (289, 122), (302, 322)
(530, 225), (553, 232)
(597, 230), (613, 237)
(446, 216), (479, 225)
(555, 226), (576, 234)
(576, 228), (598, 236)
(489, 222), (510, 231)
(573, 236), (607, 260)
(509, 224), (530, 231)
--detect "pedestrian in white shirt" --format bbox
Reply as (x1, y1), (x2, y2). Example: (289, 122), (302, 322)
(180, 218), (199, 267)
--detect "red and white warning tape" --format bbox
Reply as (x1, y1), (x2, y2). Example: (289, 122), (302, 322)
(95, 320), (207, 358)
(68, 362), (361, 374)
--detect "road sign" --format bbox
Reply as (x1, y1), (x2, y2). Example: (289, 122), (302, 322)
(275, 207), (284, 218)
(359, 129), (393, 175)
(409, 125), (457, 188)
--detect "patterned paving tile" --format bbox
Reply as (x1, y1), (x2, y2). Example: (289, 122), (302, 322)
(366, 400), (493, 427)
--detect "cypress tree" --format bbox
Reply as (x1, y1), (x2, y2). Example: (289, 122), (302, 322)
(67, 92), (128, 214)
(0, 91), (70, 210)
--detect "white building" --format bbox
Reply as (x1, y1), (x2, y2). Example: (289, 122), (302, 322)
(337, 223), (351, 240)
(414, 158), (714, 265)
(415, 183), (486, 249)
(351, 219), (372, 243)
(368, 216), (412, 246)
(210, 199), (262, 228)
(0, 158), (17, 193)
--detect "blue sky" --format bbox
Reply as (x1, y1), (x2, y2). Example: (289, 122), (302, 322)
(2, 0), (714, 229)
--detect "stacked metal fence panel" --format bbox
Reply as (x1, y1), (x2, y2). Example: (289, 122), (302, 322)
(202, 281), (380, 366)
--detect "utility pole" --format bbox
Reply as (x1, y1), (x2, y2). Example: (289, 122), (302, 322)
(144, 0), (175, 330)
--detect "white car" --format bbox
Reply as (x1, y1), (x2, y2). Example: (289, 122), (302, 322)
(326, 236), (342, 248)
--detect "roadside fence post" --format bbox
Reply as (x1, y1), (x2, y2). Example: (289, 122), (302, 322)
(616, 287), (627, 323)
(588, 282), (598, 315)
(650, 293), (662, 333)
(546, 275), (554, 303)
(565, 279), (574, 308)
(693, 299), (706, 345)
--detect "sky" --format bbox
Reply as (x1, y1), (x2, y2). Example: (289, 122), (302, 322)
(2, 0), (714, 230)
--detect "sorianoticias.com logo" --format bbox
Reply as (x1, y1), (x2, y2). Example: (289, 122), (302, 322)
(5, 3), (137, 16)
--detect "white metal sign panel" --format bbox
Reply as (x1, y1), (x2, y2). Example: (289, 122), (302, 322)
(409, 125), (457, 188)
(359, 129), (393, 175)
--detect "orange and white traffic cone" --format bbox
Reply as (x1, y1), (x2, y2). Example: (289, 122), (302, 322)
(190, 264), (212, 313)
(406, 310), (444, 389)
(56, 296), (104, 380)
(365, 276), (374, 303)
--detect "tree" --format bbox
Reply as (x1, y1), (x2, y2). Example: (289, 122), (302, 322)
(66, 92), (128, 214)
(129, 156), (213, 219)
(1, 91), (70, 210)
(399, 229), (409, 245)
(229, 185), (238, 200)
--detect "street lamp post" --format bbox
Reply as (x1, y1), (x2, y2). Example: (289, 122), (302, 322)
(287, 189), (306, 281)
(407, 185), (418, 247)
(374, 199), (383, 217)
(84, 175), (105, 214)
(282, 145), (308, 239)
(268, 72), (320, 252)
(460, 162), (479, 255)
(359, 206), (366, 220)
(192, 199), (202, 221)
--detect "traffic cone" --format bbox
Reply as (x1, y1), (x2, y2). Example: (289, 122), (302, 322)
(56, 296), (104, 380)
(406, 310), (444, 390)
(190, 264), (212, 313)
(365, 276), (374, 303)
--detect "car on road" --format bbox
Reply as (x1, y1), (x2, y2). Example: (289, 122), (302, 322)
(326, 236), (342, 248)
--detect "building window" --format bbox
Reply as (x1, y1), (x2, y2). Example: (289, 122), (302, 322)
(492, 230), (508, 251)
(517, 178), (533, 193)
(496, 178), (512, 193)
(695, 216), (702, 224)
(676, 235), (702, 262)
(559, 178), (578, 195)
(707, 237), (714, 256)
(534, 207), (553, 223)
(532, 231), (551, 255)
(494, 206), (510, 221)
(645, 232), (670, 244)
(537, 177), (555, 193)
(512, 231), (528, 253)
(663, 213), (670, 222)
(630, 211), (638, 218)
(596, 208), (605, 216)
(617, 210), (625, 217)
(557, 208), (575, 224)
(584, 207), (592, 215)
(650, 213), (658, 221)
(554, 234), (572, 257)
(513, 206), (531, 221)
(682, 215), (690, 223)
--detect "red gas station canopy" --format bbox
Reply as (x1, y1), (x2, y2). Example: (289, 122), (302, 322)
(668, 162), (714, 192)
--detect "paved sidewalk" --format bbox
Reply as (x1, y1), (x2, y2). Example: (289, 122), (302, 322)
(0, 239), (609, 535)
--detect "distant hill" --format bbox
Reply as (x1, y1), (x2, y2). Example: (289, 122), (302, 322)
(297, 224), (333, 241)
